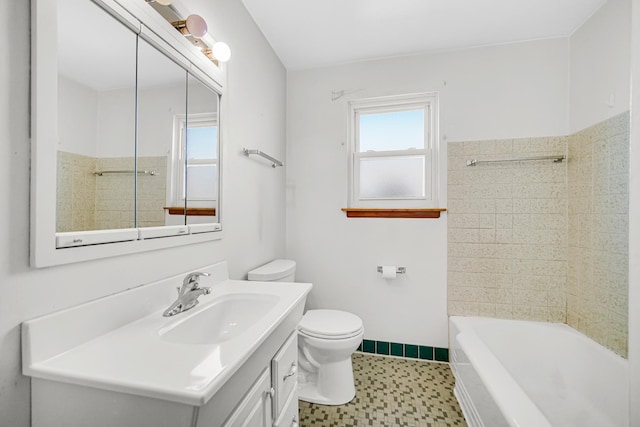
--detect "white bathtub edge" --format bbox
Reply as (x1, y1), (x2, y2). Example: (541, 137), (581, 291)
(456, 331), (552, 427)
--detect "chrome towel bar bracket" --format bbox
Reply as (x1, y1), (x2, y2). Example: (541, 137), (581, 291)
(376, 266), (406, 274)
(243, 148), (283, 168)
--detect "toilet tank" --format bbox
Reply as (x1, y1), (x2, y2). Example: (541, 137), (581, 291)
(248, 259), (296, 282)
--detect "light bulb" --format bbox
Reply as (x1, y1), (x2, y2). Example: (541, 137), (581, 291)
(185, 14), (208, 39)
(211, 42), (231, 62)
(155, 0), (173, 5)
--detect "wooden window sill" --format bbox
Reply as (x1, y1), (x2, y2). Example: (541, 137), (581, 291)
(164, 207), (216, 216)
(341, 208), (446, 218)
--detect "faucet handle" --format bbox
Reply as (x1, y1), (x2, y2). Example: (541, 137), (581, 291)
(187, 271), (210, 281)
(182, 271), (211, 290)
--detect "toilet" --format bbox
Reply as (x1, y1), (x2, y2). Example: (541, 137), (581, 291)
(248, 259), (364, 405)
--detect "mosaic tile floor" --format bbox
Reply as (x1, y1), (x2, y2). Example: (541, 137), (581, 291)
(298, 353), (468, 427)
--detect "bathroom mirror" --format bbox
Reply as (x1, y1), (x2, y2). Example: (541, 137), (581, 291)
(31, 0), (225, 267)
(136, 37), (188, 228)
(184, 74), (220, 226)
(56, 0), (137, 233)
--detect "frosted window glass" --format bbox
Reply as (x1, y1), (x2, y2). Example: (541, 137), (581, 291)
(359, 156), (424, 199)
(187, 127), (217, 159)
(186, 164), (217, 200)
(359, 110), (424, 152)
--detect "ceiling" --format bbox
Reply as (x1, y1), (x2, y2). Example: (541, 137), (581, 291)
(240, 0), (608, 70)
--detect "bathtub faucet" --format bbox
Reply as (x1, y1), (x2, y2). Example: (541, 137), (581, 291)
(162, 272), (211, 317)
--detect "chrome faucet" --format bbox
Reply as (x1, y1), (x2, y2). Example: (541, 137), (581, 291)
(163, 272), (212, 317)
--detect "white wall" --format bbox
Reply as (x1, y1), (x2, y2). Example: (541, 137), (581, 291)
(96, 87), (136, 158)
(628, 0), (640, 423)
(286, 38), (568, 348)
(569, 0), (636, 417)
(0, 1), (286, 426)
(570, 0), (631, 133)
(137, 84), (189, 158)
(95, 82), (216, 158)
(58, 75), (99, 157)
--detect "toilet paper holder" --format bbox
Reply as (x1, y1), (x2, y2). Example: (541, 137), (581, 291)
(377, 266), (406, 274)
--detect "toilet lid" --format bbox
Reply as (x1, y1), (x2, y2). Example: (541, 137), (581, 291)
(247, 259), (296, 281)
(299, 309), (363, 338)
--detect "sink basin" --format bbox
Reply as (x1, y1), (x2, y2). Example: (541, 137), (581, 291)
(22, 261), (312, 406)
(159, 294), (279, 345)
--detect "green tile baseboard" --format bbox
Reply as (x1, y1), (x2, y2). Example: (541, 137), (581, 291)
(357, 339), (449, 362)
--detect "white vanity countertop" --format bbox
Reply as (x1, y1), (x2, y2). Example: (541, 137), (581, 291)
(22, 273), (312, 406)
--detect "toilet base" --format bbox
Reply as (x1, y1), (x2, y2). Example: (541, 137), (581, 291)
(297, 358), (356, 405)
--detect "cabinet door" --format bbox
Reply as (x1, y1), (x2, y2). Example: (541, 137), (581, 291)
(274, 389), (299, 427)
(271, 332), (298, 420)
(221, 368), (272, 427)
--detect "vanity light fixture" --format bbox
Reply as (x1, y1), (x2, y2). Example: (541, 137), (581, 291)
(144, 2), (228, 66)
(171, 14), (208, 39)
(203, 42), (231, 63)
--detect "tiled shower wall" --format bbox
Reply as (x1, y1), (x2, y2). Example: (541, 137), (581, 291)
(57, 151), (97, 232)
(447, 112), (630, 357)
(57, 152), (167, 231)
(136, 156), (168, 228)
(95, 156), (167, 230)
(567, 113), (629, 357)
(94, 156), (136, 230)
(447, 137), (568, 323)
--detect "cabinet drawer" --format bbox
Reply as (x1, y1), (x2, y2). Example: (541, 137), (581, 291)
(274, 389), (298, 427)
(271, 332), (298, 419)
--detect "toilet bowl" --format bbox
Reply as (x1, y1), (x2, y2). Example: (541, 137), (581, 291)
(297, 309), (364, 405)
(247, 259), (364, 405)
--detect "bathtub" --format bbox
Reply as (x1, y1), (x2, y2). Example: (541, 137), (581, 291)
(449, 316), (628, 427)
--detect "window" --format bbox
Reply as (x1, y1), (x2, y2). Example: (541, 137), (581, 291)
(170, 113), (218, 208)
(348, 93), (439, 209)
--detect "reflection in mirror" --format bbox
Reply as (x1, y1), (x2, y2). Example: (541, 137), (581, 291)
(136, 38), (188, 228)
(164, 74), (220, 226)
(185, 75), (220, 225)
(56, 0), (137, 232)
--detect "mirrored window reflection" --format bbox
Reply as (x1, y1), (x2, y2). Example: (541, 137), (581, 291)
(186, 126), (218, 201)
(136, 39), (188, 228)
(185, 75), (220, 225)
(56, 0), (137, 232)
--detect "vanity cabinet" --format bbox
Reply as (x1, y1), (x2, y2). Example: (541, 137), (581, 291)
(271, 332), (299, 426)
(220, 332), (299, 427)
(24, 264), (311, 427)
(220, 368), (272, 427)
(30, 316), (301, 427)
(274, 391), (300, 427)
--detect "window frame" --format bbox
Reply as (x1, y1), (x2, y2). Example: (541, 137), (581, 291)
(347, 92), (439, 209)
(169, 112), (219, 208)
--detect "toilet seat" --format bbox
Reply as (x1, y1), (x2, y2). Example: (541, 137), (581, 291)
(299, 327), (364, 340)
(299, 309), (363, 340)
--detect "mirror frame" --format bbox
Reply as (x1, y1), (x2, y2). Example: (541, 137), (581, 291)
(30, 0), (225, 267)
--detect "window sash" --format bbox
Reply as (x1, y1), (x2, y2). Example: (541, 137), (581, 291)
(354, 102), (431, 153)
(185, 163), (218, 201)
(354, 152), (432, 202)
(356, 148), (427, 158)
